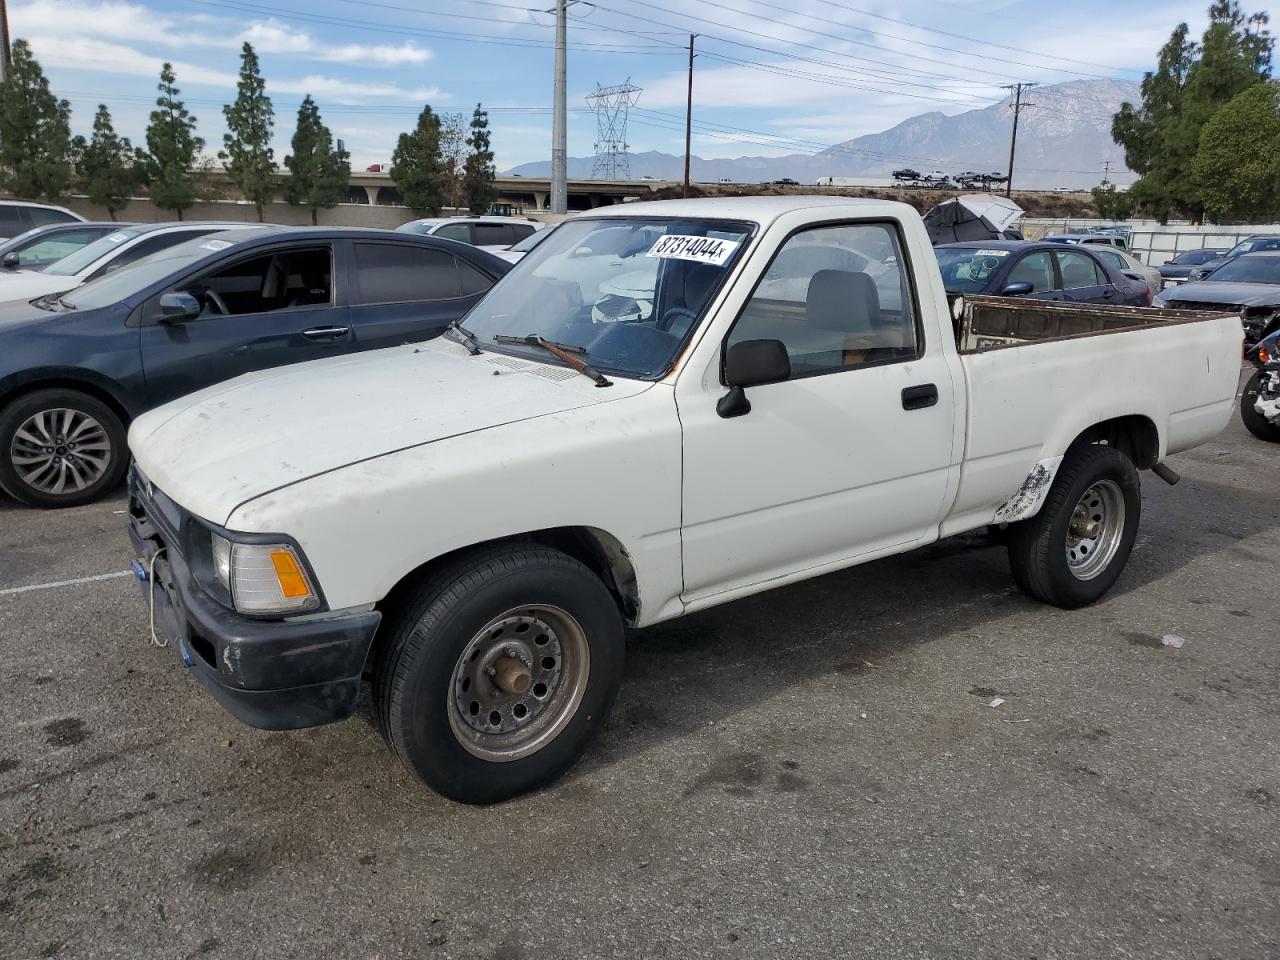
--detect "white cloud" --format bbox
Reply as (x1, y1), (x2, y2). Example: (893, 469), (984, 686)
(10, 0), (432, 67)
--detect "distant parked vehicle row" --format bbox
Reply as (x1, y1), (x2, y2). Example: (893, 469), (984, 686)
(935, 240), (1150, 306)
(0, 222), (245, 304)
(1187, 234), (1280, 281)
(1154, 251), (1280, 344)
(0, 200), (85, 241)
(0, 222), (125, 272)
(0, 228), (510, 507)
(1158, 248), (1228, 285)
(395, 216), (543, 252)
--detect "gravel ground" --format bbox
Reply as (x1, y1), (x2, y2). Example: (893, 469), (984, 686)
(1, 405), (1278, 960)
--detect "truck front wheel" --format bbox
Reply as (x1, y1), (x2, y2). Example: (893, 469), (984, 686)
(372, 545), (625, 804)
(1006, 445), (1141, 609)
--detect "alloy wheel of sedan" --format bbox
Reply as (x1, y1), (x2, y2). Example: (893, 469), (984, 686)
(9, 407), (113, 495)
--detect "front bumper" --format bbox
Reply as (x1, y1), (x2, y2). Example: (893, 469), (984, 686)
(127, 472), (380, 731)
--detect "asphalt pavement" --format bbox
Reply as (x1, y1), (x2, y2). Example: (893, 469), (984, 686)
(2, 410), (1278, 960)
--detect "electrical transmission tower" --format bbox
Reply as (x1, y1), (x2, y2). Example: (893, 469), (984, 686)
(586, 80), (642, 180)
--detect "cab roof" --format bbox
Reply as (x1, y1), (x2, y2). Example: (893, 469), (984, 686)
(581, 195), (914, 227)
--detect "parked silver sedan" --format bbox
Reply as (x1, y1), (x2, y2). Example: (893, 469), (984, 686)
(1089, 246), (1164, 296)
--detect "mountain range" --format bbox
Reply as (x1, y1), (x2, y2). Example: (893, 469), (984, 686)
(505, 79), (1140, 190)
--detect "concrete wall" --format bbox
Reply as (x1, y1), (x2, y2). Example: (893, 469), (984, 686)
(61, 196), (434, 228)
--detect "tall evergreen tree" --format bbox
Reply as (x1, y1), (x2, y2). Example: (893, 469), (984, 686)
(220, 42), (276, 222)
(283, 96), (350, 225)
(463, 104), (496, 215)
(73, 105), (144, 220)
(1112, 3), (1272, 221)
(145, 62), (205, 221)
(438, 112), (468, 209)
(0, 40), (74, 201)
(391, 105), (446, 215)
(1193, 81), (1280, 220)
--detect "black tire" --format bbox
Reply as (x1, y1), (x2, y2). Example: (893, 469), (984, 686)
(0, 388), (128, 508)
(1240, 372), (1280, 443)
(372, 544), (625, 804)
(1007, 445), (1141, 609)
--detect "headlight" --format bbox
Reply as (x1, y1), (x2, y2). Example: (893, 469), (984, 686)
(209, 534), (319, 615)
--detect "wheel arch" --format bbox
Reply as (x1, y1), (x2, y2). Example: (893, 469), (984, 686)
(1065, 413), (1161, 469)
(0, 370), (136, 430)
(378, 525), (642, 626)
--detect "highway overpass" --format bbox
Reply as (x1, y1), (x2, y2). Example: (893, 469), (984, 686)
(345, 171), (674, 212)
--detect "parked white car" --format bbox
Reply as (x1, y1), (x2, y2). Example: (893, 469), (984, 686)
(492, 225), (556, 263)
(0, 222), (240, 303)
(395, 216), (543, 252)
(1089, 246), (1163, 296)
(127, 196), (1241, 803)
(0, 200), (85, 241)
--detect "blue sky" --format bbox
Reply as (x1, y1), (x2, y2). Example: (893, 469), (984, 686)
(10, 0), (1215, 170)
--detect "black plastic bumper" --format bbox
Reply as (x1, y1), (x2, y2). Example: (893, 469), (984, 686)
(127, 481), (380, 731)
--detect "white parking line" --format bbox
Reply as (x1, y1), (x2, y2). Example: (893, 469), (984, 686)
(0, 570), (133, 597)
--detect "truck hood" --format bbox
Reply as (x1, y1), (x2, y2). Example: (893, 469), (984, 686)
(129, 340), (652, 525)
(1160, 281), (1280, 308)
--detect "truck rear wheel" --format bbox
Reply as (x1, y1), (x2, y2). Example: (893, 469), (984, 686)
(1240, 372), (1280, 442)
(1006, 445), (1141, 609)
(372, 545), (625, 804)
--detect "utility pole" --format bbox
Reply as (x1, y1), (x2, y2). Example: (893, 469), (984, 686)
(1002, 81), (1036, 198)
(549, 0), (572, 214)
(683, 34), (696, 199)
(1101, 159), (1114, 186)
(0, 0), (11, 82)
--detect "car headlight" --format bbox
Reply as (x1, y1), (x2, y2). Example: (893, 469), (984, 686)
(209, 532), (319, 615)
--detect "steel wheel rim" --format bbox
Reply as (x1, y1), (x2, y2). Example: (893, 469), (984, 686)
(9, 408), (112, 496)
(447, 604), (590, 762)
(1065, 479), (1125, 580)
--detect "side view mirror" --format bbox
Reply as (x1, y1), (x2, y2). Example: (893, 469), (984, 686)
(158, 291), (201, 322)
(1002, 281), (1034, 297)
(718, 339), (791, 418)
(1, 252), (19, 268)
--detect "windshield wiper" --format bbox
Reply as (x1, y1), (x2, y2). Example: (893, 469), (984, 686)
(443, 320), (481, 355)
(56, 297), (78, 310)
(492, 334), (612, 387)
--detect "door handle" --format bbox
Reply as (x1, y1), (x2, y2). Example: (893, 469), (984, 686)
(302, 325), (350, 341)
(902, 383), (938, 410)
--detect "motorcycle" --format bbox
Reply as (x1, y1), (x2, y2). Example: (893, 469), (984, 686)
(1241, 318), (1280, 443)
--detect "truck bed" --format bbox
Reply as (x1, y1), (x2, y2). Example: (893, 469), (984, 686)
(954, 295), (1234, 353)
(939, 296), (1243, 538)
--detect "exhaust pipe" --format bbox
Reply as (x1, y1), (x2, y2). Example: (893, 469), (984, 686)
(1151, 462), (1180, 486)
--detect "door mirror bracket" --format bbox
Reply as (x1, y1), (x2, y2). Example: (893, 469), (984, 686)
(718, 339), (791, 419)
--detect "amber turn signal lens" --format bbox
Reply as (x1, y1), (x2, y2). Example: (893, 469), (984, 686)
(270, 549), (311, 598)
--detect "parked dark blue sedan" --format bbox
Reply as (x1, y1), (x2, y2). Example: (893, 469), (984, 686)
(0, 227), (510, 507)
(934, 240), (1150, 306)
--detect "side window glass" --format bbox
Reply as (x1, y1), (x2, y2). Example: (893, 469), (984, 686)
(456, 258), (494, 295)
(510, 224), (536, 242)
(1007, 252), (1055, 292)
(26, 207), (76, 227)
(726, 222), (917, 378)
(351, 243), (462, 303)
(434, 223), (470, 243)
(0, 207), (29, 235)
(1057, 251), (1103, 288)
(180, 247), (332, 316)
(472, 223), (511, 246)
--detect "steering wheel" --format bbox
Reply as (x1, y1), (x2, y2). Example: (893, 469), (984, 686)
(203, 290), (230, 315)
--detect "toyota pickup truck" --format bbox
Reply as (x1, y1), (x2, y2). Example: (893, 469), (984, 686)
(126, 197), (1241, 803)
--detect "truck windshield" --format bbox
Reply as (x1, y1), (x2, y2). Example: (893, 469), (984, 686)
(462, 217), (753, 379)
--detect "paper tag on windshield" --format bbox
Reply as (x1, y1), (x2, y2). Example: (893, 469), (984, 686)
(200, 239), (232, 252)
(646, 234), (739, 266)
(974, 249), (1009, 257)
(104, 232), (129, 244)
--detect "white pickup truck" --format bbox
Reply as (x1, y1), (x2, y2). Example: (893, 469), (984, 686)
(126, 197), (1241, 803)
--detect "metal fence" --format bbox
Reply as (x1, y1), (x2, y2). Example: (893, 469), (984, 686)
(1020, 217), (1280, 266)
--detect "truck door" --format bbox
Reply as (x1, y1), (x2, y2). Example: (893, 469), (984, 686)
(675, 221), (958, 604)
